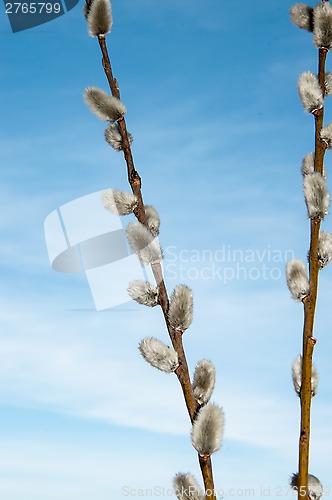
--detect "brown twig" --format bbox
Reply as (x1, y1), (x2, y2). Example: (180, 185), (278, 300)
(297, 47), (327, 500)
(199, 455), (216, 499)
(86, 12), (217, 499)
(95, 35), (199, 422)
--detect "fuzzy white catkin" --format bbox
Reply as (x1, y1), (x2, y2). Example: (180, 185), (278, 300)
(286, 259), (309, 302)
(191, 403), (224, 457)
(290, 4), (313, 31)
(301, 153), (326, 178)
(87, 0), (112, 37)
(301, 152), (315, 176)
(290, 473), (323, 500)
(292, 355), (319, 397)
(303, 172), (329, 219)
(192, 360), (216, 406)
(318, 230), (332, 268)
(168, 284), (193, 332)
(102, 189), (137, 215)
(325, 72), (332, 96)
(320, 122), (332, 148)
(125, 222), (163, 264)
(104, 123), (133, 151)
(173, 473), (204, 500)
(313, 2), (332, 50)
(298, 72), (324, 113)
(144, 205), (161, 236)
(139, 337), (178, 373)
(84, 87), (126, 121)
(127, 280), (158, 307)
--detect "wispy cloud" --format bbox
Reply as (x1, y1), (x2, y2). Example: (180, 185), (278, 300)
(0, 436), (187, 500)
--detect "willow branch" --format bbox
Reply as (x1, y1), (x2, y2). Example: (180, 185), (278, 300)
(87, 11), (217, 499)
(298, 47), (327, 500)
(94, 33), (199, 420)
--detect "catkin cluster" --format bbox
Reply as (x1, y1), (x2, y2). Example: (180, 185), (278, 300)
(286, 2), (332, 496)
(83, 0), (225, 497)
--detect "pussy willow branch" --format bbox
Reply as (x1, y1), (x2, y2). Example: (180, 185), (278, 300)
(95, 32), (197, 424)
(86, 13), (217, 499)
(298, 47), (327, 500)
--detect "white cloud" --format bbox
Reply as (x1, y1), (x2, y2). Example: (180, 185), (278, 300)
(0, 299), (190, 434)
(0, 287), (331, 465)
(0, 437), (185, 500)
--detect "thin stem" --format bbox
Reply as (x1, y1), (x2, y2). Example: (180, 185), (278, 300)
(96, 39), (199, 420)
(172, 329), (198, 422)
(314, 49), (327, 176)
(86, 10), (217, 499)
(297, 47), (327, 500)
(199, 455), (216, 500)
(98, 36), (119, 98)
(97, 35), (147, 225)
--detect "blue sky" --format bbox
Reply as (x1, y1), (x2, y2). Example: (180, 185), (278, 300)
(1, 0), (332, 498)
